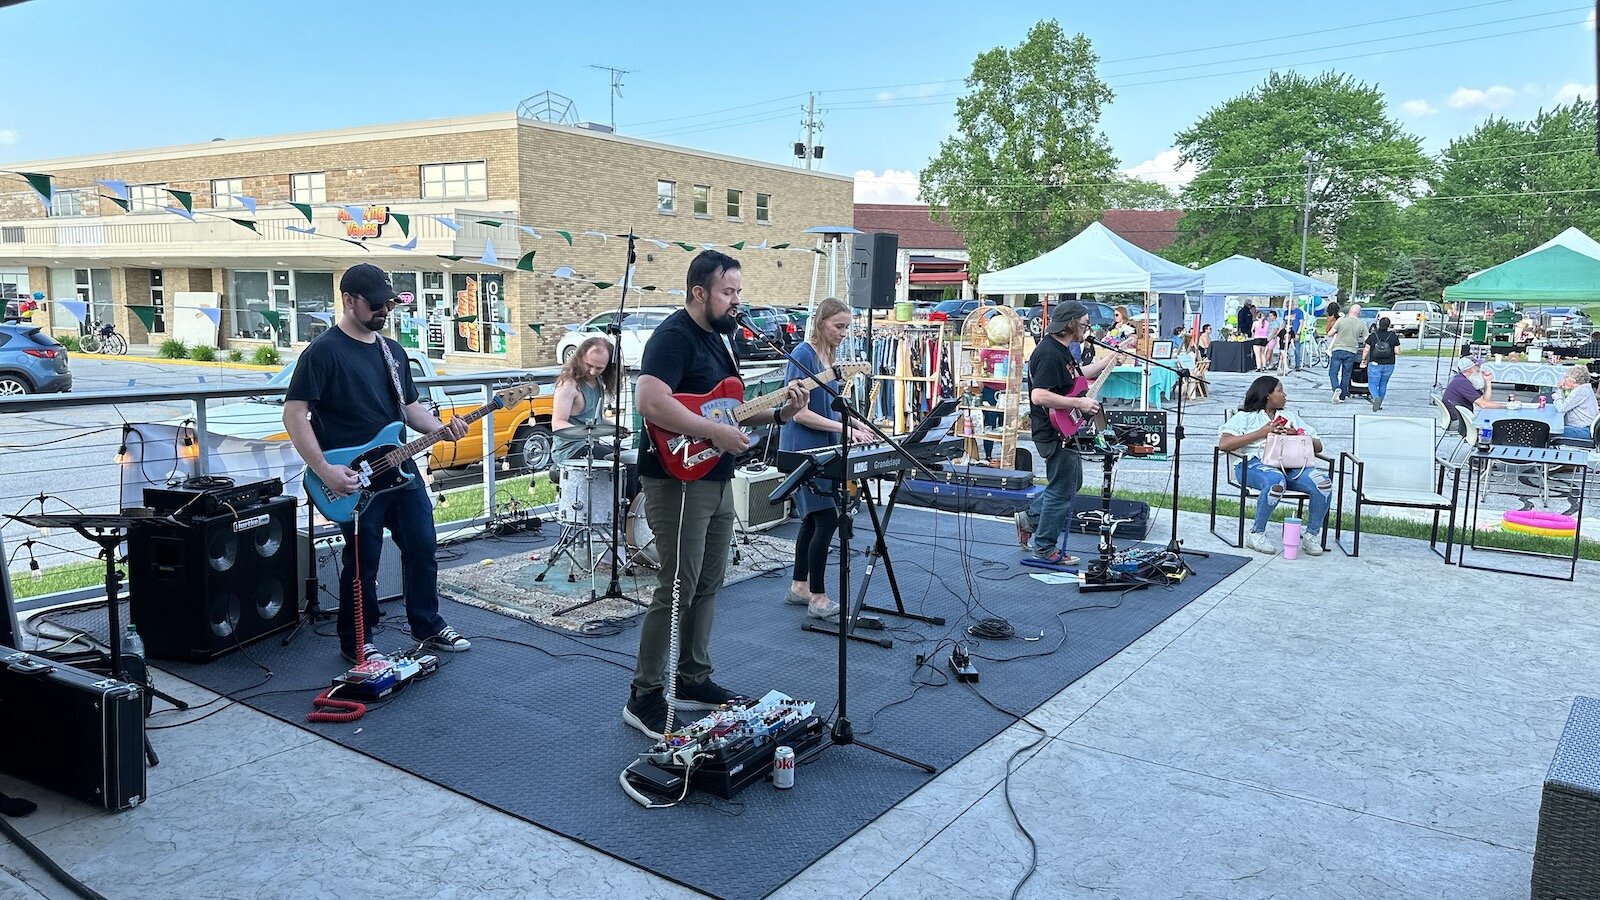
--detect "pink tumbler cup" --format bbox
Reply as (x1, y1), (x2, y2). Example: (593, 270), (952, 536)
(1282, 517), (1302, 559)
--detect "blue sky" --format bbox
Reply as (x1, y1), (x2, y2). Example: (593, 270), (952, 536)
(1, 0), (1594, 203)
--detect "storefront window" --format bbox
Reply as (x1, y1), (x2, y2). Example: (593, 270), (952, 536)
(391, 272), (420, 349)
(450, 272), (505, 354)
(229, 271), (272, 340)
(294, 271), (335, 342)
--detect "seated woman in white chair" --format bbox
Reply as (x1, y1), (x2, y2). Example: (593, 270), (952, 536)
(1554, 365), (1599, 442)
(1218, 376), (1331, 556)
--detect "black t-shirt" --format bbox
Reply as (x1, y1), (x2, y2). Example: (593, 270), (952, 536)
(638, 308), (740, 481)
(1365, 331), (1402, 364)
(1237, 305), (1254, 336)
(1027, 335), (1084, 446)
(285, 328), (420, 453)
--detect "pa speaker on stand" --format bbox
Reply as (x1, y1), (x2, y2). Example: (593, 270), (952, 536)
(848, 232), (899, 310)
(128, 495), (298, 662)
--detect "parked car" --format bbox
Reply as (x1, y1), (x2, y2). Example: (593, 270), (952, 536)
(554, 306), (675, 367)
(731, 305), (792, 360)
(1457, 300), (1518, 322)
(1538, 306), (1594, 341)
(1018, 300), (1116, 338)
(1384, 300), (1443, 338)
(931, 298), (1003, 332)
(198, 348), (557, 473)
(0, 324), (71, 395)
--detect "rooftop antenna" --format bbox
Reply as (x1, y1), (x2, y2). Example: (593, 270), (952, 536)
(587, 64), (635, 131)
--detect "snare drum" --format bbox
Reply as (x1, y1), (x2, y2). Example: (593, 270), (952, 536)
(556, 459), (621, 526)
(625, 494), (659, 568)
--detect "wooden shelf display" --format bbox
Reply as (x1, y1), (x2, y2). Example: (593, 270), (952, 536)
(954, 305), (1025, 468)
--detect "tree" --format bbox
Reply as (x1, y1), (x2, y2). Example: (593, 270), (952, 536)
(920, 21), (1118, 273)
(1413, 100), (1600, 273)
(1103, 176), (1177, 211)
(1376, 254), (1420, 306)
(1169, 71), (1429, 274)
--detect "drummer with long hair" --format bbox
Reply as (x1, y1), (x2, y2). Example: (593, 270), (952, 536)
(551, 335), (620, 466)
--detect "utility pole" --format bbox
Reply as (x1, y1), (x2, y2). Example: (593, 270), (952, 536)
(797, 93), (823, 170)
(1351, 253), (1359, 302)
(1299, 151), (1315, 274)
(587, 63), (635, 131)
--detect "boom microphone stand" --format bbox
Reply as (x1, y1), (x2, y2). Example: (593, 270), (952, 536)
(740, 316), (936, 775)
(584, 232), (644, 612)
(1085, 336), (1208, 573)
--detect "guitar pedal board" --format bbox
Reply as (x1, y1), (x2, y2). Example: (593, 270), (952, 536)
(332, 651), (437, 702)
(624, 690), (824, 801)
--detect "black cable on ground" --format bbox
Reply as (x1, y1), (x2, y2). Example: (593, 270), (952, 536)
(0, 814), (110, 900)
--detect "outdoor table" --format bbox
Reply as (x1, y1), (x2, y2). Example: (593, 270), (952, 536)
(1101, 365), (1176, 405)
(1483, 360), (1566, 389)
(1206, 341), (1254, 373)
(1474, 404), (1565, 440)
(1457, 445), (1588, 581)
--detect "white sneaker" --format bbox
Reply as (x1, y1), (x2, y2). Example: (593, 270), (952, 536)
(1245, 531), (1278, 555)
(1331, 391), (1342, 403)
(1301, 533), (1325, 556)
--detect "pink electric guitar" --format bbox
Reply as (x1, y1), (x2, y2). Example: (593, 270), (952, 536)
(1048, 358), (1118, 440)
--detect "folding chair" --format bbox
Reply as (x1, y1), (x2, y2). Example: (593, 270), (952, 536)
(1484, 418), (1552, 502)
(1335, 414), (1459, 560)
(1208, 408), (1334, 550)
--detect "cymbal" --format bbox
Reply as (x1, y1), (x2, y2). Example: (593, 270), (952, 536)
(554, 422), (629, 441)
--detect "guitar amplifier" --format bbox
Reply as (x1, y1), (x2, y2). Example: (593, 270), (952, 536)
(733, 466), (789, 532)
(0, 649), (146, 811)
(298, 524), (406, 607)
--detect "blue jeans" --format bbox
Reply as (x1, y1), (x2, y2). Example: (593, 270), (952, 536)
(337, 479), (448, 655)
(1367, 362), (1394, 400)
(1564, 424), (1591, 441)
(1238, 458), (1332, 537)
(1330, 350), (1357, 398)
(1289, 337), (1303, 369)
(1024, 443), (1083, 553)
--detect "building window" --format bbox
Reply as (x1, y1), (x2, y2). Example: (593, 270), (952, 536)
(726, 189), (742, 220)
(128, 184), (166, 214)
(48, 190), (85, 217)
(211, 178), (243, 210)
(420, 162), (487, 200)
(693, 184), (709, 217)
(291, 172), (326, 204)
(149, 269), (165, 333)
(756, 193), (771, 224)
(657, 180), (675, 214)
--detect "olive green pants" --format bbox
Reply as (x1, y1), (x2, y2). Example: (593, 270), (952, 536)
(630, 476), (734, 694)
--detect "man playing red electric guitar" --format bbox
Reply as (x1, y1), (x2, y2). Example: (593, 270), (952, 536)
(625, 250), (806, 739)
(1015, 300), (1121, 565)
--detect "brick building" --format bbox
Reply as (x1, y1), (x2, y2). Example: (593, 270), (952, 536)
(0, 112), (853, 366)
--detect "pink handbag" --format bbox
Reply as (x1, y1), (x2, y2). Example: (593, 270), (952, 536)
(1261, 431), (1316, 469)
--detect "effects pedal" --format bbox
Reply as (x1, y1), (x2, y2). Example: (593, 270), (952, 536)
(331, 651), (438, 701)
(949, 646), (979, 683)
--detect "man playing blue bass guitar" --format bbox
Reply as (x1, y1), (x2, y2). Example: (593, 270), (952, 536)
(284, 263), (472, 664)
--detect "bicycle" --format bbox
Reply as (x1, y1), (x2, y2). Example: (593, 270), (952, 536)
(78, 321), (127, 355)
(1297, 334), (1328, 369)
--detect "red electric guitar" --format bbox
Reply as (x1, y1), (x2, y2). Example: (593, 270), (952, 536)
(1047, 354), (1121, 440)
(646, 362), (872, 481)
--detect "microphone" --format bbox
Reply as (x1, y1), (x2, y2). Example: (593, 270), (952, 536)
(733, 310), (759, 331)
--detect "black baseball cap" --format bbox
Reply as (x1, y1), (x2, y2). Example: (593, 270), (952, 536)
(1045, 300), (1089, 335)
(339, 263), (399, 305)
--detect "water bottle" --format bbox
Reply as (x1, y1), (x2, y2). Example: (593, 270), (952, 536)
(1282, 517), (1302, 560)
(122, 623), (145, 660)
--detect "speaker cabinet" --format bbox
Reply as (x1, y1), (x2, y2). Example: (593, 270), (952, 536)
(733, 467), (789, 532)
(848, 232), (899, 310)
(297, 524), (405, 609)
(128, 495), (298, 662)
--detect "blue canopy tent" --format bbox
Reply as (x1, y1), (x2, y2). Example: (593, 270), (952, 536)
(1196, 255), (1337, 333)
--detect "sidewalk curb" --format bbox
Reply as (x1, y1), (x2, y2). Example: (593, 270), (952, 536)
(77, 353), (282, 372)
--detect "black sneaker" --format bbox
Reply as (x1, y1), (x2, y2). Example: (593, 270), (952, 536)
(623, 687), (668, 740)
(339, 643), (387, 665)
(673, 677), (749, 711)
(421, 625), (471, 652)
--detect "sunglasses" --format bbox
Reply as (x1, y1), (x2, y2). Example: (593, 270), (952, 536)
(362, 296), (398, 311)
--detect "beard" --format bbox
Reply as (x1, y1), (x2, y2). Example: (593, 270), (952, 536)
(1467, 372), (1485, 390)
(359, 311), (387, 333)
(709, 310), (739, 334)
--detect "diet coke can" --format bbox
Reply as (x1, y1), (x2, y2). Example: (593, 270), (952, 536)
(772, 745), (795, 789)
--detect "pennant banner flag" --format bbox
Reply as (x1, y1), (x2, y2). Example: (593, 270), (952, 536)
(491, 322), (513, 335)
(103, 195), (131, 212)
(518, 226), (540, 240)
(341, 205), (364, 225)
(57, 300), (88, 323)
(94, 179), (128, 199)
(164, 206), (195, 221)
(388, 237), (418, 251)
(20, 172), (51, 203)
(478, 239), (498, 267)
(454, 315), (478, 324)
(475, 219), (502, 228)
(404, 316), (428, 330)
(583, 230), (607, 243)
(674, 242), (695, 252)
(433, 216), (460, 232)
(290, 202), (313, 223)
(528, 323), (544, 336)
(127, 305), (158, 332)
(166, 189), (193, 213)
(515, 251), (537, 271)
(287, 225), (316, 235)
(229, 218), (258, 233)
(197, 307), (221, 327)
(232, 195), (257, 214)
(591, 281), (613, 290)
(260, 310), (283, 331)
(391, 212), (409, 237)
(552, 266), (574, 279)
(557, 231), (573, 246)
(308, 312), (334, 324)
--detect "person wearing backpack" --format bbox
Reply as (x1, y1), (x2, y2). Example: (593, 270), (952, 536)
(1362, 316), (1403, 411)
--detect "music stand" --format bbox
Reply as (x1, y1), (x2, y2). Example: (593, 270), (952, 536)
(5, 510), (187, 766)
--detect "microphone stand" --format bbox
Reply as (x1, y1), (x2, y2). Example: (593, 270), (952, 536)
(739, 315), (936, 775)
(1085, 335), (1208, 572)
(586, 233), (643, 611)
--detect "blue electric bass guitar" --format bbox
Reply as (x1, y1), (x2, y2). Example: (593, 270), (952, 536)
(303, 383), (539, 524)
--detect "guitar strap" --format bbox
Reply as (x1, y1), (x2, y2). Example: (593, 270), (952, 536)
(374, 336), (408, 414)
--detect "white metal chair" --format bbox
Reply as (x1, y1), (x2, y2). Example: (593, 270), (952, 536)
(1335, 414), (1459, 560)
(1432, 395), (1470, 464)
(1208, 408), (1334, 550)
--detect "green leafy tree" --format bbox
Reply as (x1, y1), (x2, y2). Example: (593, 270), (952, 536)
(1169, 71), (1429, 273)
(1376, 254), (1420, 306)
(1102, 176), (1177, 211)
(920, 20), (1117, 273)
(1414, 100), (1600, 272)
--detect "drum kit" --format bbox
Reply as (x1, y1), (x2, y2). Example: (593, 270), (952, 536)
(533, 423), (658, 586)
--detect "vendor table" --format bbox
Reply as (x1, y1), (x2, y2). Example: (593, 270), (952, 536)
(1206, 341), (1255, 373)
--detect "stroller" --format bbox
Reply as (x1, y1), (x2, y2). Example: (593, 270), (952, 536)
(1347, 356), (1371, 399)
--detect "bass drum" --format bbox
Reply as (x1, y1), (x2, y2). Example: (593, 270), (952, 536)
(624, 493), (659, 570)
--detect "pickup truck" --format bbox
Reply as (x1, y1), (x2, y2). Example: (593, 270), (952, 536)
(1383, 300), (1443, 338)
(198, 348), (558, 473)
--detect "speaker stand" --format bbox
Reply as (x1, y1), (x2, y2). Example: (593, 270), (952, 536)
(283, 496), (331, 647)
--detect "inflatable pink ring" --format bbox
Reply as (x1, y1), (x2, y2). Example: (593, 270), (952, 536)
(1502, 509), (1577, 530)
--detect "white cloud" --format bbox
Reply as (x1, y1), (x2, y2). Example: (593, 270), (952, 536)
(854, 169), (921, 204)
(1553, 82), (1597, 105)
(0, 128), (16, 146)
(1447, 85), (1517, 112)
(874, 91), (895, 103)
(1586, 7), (1595, 30)
(1400, 99), (1438, 117)
(1122, 147), (1198, 189)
